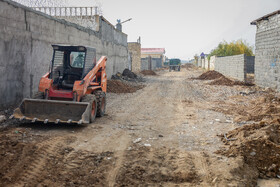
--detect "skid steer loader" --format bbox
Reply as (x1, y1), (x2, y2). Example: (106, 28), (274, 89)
(11, 45), (107, 124)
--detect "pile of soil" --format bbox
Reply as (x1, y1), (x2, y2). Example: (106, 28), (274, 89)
(195, 70), (254, 86)
(209, 76), (252, 86)
(196, 71), (224, 80)
(217, 120), (280, 178)
(107, 80), (143, 93)
(140, 70), (157, 76)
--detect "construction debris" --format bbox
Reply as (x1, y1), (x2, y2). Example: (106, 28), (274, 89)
(112, 69), (144, 82)
(122, 68), (138, 79)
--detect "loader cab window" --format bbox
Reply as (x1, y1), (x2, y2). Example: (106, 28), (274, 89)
(70, 52), (85, 68)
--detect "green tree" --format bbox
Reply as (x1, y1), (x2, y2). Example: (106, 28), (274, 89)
(208, 40), (254, 60)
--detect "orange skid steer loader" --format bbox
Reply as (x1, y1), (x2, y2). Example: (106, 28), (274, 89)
(11, 45), (107, 124)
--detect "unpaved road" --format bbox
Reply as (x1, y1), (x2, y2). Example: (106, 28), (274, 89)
(0, 68), (279, 186)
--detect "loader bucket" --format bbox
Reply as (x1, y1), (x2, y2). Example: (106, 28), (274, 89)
(13, 99), (91, 124)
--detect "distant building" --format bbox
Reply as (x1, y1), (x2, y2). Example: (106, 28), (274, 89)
(141, 48), (166, 64)
(251, 10), (280, 90)
(141, 48), (165, 70)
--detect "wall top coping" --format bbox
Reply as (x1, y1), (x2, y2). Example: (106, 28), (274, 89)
(251, 9), (280, 25)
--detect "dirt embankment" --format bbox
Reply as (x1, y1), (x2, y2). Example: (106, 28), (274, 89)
(215, 93), (280, 179)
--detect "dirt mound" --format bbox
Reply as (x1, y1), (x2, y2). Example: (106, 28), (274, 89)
(122, 68), (138, 79)
(196, 70), (224, 80)
(217, 120), (280, 178)
(140, 70), (157, 76)
(209, 76), (253, 86)
(107, 80), (143, 93)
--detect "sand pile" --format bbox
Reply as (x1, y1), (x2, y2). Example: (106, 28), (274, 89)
(217, 120), (280, 178)
(107, 80), (143, 93)
(140, 70), (157, 76)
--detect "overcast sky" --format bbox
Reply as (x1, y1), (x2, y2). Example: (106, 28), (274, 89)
(67, 0), (279, 60)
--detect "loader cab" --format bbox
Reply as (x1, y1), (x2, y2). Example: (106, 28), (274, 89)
(50, 45), (96, 90)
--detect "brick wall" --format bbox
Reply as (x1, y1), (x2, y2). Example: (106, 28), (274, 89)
(254, 13), (280, 90)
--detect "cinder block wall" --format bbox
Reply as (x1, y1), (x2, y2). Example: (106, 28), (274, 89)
(128, 42), (141, 72)
(214, 54), (247, 81)
(254, 14), (280, 90)
(0, 0), (129, 109)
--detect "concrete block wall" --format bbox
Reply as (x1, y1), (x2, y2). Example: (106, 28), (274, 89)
(0, 0), (129, 109)
(254, 13), (280, 90)
(214, 54), (247, 81)
(128, 42), (141, 72)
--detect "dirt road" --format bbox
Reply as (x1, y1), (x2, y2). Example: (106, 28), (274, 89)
(0, 68), (279, 186)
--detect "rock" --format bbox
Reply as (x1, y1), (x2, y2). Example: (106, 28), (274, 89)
(144, 144), (151, 147)
(133, 138), (142, 143)
(158, 134), (163, 137)
(250, 151), (256, 156)
(0, 115), (6, 123)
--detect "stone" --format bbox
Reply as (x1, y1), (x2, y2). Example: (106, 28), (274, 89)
(0, 115), (6, 123)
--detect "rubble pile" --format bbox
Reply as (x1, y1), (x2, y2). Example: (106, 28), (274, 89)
(112, 69), (144, 82)
(140, 70), (157, 76)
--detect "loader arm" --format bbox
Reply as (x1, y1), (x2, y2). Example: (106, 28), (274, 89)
(73, 56), (107, 101)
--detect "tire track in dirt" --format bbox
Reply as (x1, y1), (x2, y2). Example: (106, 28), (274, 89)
(11, 137), (65, 187)
(107, 133), (130, 187)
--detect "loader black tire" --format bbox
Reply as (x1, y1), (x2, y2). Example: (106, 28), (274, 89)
(32, 92), (44, 99)
(81, 94), (97, 123)
(94, 90), (106, 117)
